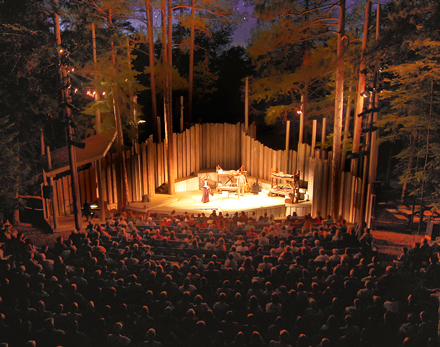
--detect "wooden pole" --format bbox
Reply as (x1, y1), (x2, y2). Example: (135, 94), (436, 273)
(299, 94), (305, 145)
(157, 116), (162, 141)
(96, 159), (106, 222)
(312, 119), (317, 158)
(46, 146), (58, 230)
(180, 96), (184, 132)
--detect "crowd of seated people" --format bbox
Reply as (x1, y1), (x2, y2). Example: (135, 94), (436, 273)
(0, 211), (439, 347)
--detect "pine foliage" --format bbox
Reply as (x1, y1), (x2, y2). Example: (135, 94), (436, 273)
(375, 0), (440, 200)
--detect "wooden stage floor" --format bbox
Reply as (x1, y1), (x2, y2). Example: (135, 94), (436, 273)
(126, 190), (312, 218)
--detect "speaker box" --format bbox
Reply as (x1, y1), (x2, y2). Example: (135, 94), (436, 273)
(142, 195), (150, 202)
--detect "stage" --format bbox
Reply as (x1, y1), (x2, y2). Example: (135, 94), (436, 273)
(126, 190), (312, 219)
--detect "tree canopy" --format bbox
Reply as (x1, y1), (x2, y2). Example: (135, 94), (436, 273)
(374, 0), (440, 204)
(2, 0), (440, 219)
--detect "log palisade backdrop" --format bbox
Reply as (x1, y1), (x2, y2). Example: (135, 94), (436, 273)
(44, 123), (366, 224)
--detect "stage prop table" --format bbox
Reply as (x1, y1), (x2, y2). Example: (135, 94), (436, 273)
(269, 169), (300, 203)
(216, 166), (246, 194)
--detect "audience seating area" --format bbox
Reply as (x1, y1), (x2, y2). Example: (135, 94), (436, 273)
(0, 210), (439, 347)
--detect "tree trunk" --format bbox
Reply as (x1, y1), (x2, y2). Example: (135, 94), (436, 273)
(340, 81), (353, 215)
(92, 23), (102, 134)
(167, 0), (175, 194)
(146, 0), (159, 142)
(350, 0), (371, 223)
(331, 0), (345, 219)
(188, 0), (196, 124)
(162, 0), (175, 195)
(109, 9), (129, 211)
(55, 0), (81, 230)
(385, 143), (393, 188)
(127, 37), (138, 143)
(400, 152), (413, 203)
(351, 0), (371, 177)
(418, 80), (434, 234)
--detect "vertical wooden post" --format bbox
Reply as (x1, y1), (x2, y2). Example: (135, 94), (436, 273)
(311, 119), (317, 158)
(180, 96), (184, 132)
(157, 116), (162, 142)
(299, 94), (305, 145)
(41, 129), (45, 156)
(96, 159), (106, 222)
(245, 76), (249, 135)
(46, 146), (58, 230)
(285, 120), (291, 171)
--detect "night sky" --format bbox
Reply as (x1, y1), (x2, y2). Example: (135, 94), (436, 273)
(231, 1), (257, 46)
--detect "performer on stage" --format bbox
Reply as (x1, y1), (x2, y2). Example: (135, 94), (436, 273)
(202, 179), (212, 203)
(237, 169), (246, 197)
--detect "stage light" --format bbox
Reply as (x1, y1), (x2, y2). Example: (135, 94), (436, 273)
(86, 89), (96, 98)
